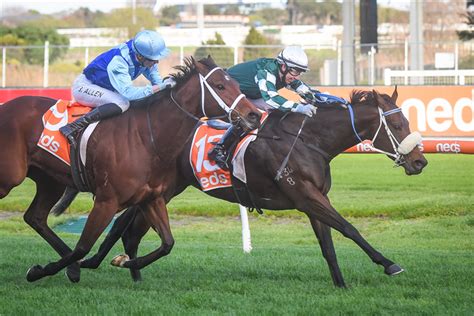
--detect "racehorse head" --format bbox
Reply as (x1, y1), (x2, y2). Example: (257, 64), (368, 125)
(355, 87), (428, 175)
(170, 56), (261, 131)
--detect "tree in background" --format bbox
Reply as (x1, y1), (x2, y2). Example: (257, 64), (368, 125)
(287, 0), (341, 25)
(94, 8), (157, 38)
(194, 32), (234, 68)
(377, 7), (408, 24)
(0, 26), (69, 65)
(159, 6), (180, 26)
(204, 5), (220, 15)
(457, 11), (474, 70)
(457, 11), (474, 41)
(243, 27), (275, 61)
(248, 8), (288, 26)
(63, 7), (106, 28)
(223, 4), (240, 15)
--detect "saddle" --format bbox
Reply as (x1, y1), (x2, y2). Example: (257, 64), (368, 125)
(37, 100), (94, 192)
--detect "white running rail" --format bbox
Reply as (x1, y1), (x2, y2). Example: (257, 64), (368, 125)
(384, 69), (474, 86)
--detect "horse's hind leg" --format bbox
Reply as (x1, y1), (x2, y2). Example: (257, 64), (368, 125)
(307, 214), (345, 288)
(0, 148), (27, 199)
(23, 170), (81, 282)
(23, 170), (80, 282)
(26, 199), (119, 282)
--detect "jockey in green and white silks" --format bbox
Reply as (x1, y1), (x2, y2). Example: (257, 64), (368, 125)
(208, 46), (317, 170)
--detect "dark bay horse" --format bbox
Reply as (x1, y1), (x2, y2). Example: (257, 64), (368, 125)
(77, 87), (427, 287)
(0, 56), (261, 282)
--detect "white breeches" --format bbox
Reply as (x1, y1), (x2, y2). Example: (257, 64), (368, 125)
(71, 74), (130, 112)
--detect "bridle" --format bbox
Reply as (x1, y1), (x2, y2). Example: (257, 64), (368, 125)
(348, 105), (422, 166)
(169, 66), (246, 124)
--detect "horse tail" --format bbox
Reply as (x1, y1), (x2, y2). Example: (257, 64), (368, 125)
(50, 187), (79, 216)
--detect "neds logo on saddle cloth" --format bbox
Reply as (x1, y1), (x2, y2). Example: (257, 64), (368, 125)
(37, 100), (91, 165)
(190, 112), (268, 191)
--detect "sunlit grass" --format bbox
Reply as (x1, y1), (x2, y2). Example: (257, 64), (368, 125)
(0, 215), (472, 315)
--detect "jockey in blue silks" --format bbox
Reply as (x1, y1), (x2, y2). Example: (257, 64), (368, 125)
(60, 30), (176, 148)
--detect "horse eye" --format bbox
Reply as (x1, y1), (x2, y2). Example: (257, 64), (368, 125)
(217, 84), (225, 90)
(392, 123), (402, 130)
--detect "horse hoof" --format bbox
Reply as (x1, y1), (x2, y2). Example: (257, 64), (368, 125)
(385, 264), (404, 276)
(26, 265), (44, 282)
(65, 262), (81, 283)
(111, 254), (129, 268)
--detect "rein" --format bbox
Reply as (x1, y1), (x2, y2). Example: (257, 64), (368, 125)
(146, 101), (201, 154)
(274, 116), (308, 181)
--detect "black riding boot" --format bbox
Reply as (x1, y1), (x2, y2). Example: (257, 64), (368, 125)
(60, 103), (122, 148)
(208, 124), (245, 171)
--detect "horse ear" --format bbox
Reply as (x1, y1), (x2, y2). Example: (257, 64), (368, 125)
(391, 85), (398, 103)
(207, 55), (216, 64)
(372, 89), (386, 108)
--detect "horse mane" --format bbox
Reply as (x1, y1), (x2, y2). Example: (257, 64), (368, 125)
(349, 90), (374, 105)
(130, 56), (218, 108)
(170, 56), (218, 86)
(350, 89), (392, 106)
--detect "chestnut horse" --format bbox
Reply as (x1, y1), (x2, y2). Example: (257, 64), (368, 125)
(75, 87), (427, 287)
(0, 56), (261, 282)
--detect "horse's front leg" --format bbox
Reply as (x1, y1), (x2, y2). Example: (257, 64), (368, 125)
(99, 206), (152, 281)
(80, 206), (139, 269)
(306, 214), (346, 288)
(119, 197), (174, 270)
(120, 208), (152, 281)
(26, 199), (118, 282)
(297, 188), (402, 276)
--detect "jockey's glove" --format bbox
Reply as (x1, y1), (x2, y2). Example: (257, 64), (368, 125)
(296, 84), (311, 95)
(292, 103), (317, 117)
(162, 77), (177, 89)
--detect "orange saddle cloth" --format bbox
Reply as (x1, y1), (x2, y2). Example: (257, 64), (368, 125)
(37, 100), (91, 165)
(189, 111), (268, 192)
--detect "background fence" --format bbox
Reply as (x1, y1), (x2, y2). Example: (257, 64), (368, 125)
(1, 40), (473, 88)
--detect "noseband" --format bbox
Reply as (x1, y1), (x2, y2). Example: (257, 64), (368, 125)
(348, 105), (422, 166)
(199, 67), (246, 123)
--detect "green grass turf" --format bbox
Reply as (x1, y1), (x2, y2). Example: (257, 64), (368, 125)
(0, 153), (471, 314)
(0, 214), (472, 315)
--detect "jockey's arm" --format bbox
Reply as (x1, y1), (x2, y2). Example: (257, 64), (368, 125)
(144, 64), (165, 87)
(288, 80), (319, 102)
(255, 69), (299, 112)
(289, 80), (348, 107)
(107, 56), (154, 100)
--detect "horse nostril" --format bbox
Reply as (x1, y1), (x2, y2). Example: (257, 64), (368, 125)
(414, 159), (427, 170)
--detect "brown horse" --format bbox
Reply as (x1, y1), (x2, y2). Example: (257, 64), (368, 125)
(0, 56), (261, 282)
(76, 87), (427, 287)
